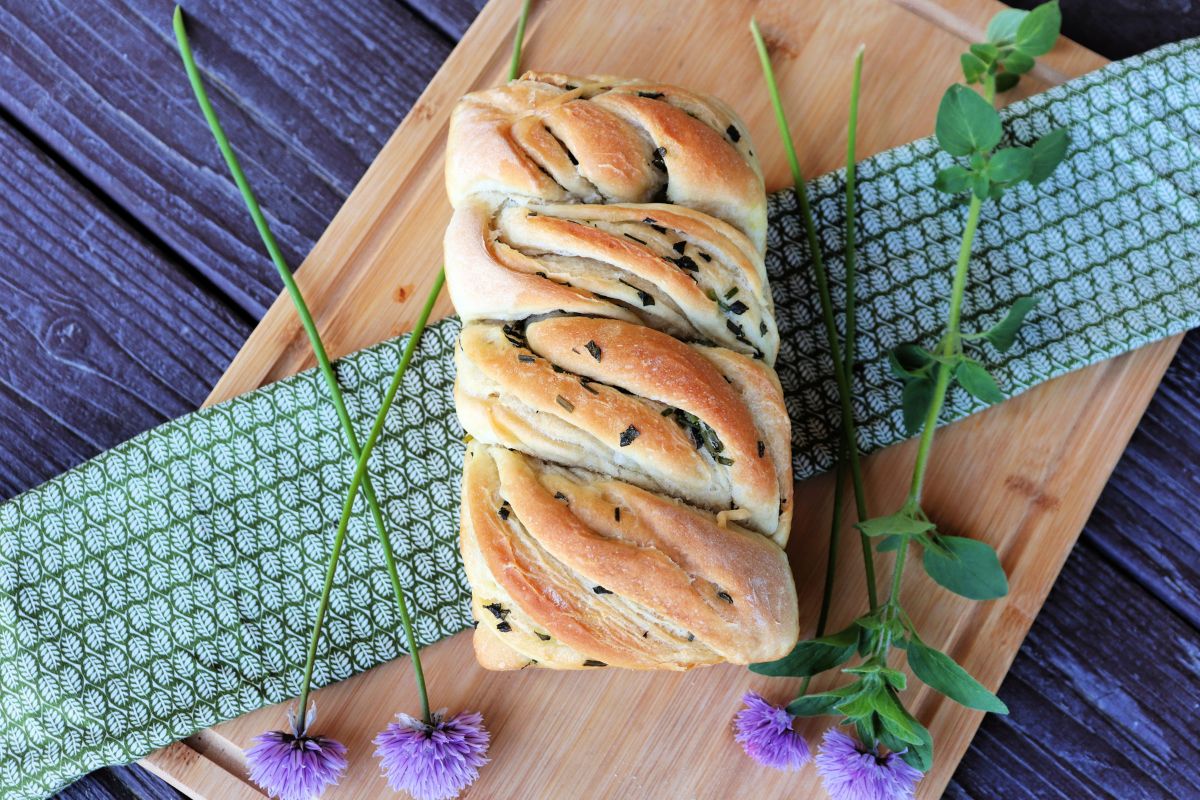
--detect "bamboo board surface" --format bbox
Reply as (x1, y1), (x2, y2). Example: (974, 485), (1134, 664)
(142, 0), (1183, 797)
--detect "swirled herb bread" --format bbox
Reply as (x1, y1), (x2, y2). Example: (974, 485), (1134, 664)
(444, 72), (798, 670)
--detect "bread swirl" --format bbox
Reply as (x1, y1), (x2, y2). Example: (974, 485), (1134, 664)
(445, 72), (798, 670)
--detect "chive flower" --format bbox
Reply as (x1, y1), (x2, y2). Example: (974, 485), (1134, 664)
(733, 691), (811, 770)
(374, 709), (491, 800)
(815, 728), (923, 800)
(245, 707), (347, 800)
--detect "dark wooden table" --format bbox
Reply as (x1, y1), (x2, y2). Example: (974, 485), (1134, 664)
(0, 1), (1194, 798)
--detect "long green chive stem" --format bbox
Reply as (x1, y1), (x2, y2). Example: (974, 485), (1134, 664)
(813, 45), (866, 639)
(798, 452), (847, 696)
(843, 46), (864, 419)
(815, 458), (847, 638)
(509, 0), (532, 82)
(751, 20), (877, 610)
(294, 0), (532, 722)
(799, 47), (865, 698)
(172, 4), (522, 728)
(297, 270), (445, 724)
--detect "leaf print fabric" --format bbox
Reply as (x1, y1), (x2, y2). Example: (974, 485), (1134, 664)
(2, 38), (1200, 799)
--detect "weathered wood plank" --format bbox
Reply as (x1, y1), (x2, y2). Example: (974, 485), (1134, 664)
(0, 0), (1189, 797)
(0, 119), (244, 800)
(406, 0), (487, 39)
(54, 765), (183, 800)
(0, 0), (451, 316)
(1084, 330), (1200, 628)
(0, 118), (248, 497)
(1006, 0), (1200, 59)
(947, 542), (1200, 799)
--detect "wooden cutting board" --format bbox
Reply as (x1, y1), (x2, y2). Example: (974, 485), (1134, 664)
(142, 0), (1183, 797)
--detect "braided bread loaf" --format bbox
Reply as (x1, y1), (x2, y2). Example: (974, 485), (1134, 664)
(444, 72), (798, 670)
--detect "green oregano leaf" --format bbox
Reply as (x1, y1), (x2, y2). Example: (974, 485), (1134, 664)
(842, 663), (908, 692)
(917, 530), (952, 558)
(786, 693), (838, 718)
(995, 71), (1020, 93)
(891, 342), (938, 375)
(1001, 49), (1036, 75)
(883, 718), (935, 772)
(935, 84), (1003, 156)
(857, 512), (935, 538)
(882, 667), (908, 692)
(892, 343), (937, 375)
(872, 686), (925, 745)
(750, 623), (858, 677)
(971, 172), (991, 200)
(787, 682), (859, 717)
(986, 8), (1027, 44)
(834, 681), (884, 722)
(1014, 0), (1062, 57)
(922, 535), (1010, 600)
(1029, 127), (1069, 184)
(960, 53), (987, 84)
(983, 295), (1040, 352)
(934, 165), (972, 194)
(856, 716), (882, 751)
(876, 534), (904, 552)
(968, 42), (999, 62)
(907, 639), (1009, 713)
(955, 360), (1006, 404)
(988, 146), (1034, 184)
(901, 376), (935, 435)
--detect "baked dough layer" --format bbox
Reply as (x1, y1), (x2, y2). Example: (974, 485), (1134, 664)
(445, 72), (798, 670)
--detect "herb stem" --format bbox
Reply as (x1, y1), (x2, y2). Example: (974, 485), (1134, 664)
(509, 0), (532, 82)
(816, 456), (848, 637)
(306, 0), (531, 724)
(888, 536), (909, 607)
(812, 45), (867, 644)
(174, 6), (424, 728)
(906, 194), (983, 504)
(296, 272), (445, 723)
(983, 72), (997, 106)
(751, 20), (877, 610)
(173, 0), (536, 729)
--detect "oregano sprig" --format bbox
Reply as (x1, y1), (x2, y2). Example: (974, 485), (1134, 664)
(743, 1), (1069, 780)
(961, 0), (1062, 99)
(844, 0), (1067, 760)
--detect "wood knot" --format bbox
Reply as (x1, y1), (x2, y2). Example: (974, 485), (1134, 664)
(394, 284), (413, 303)
(45, 317), (89, 355)
(1004, 475), (1060, 511)
(411, 102), (434, 122)
(763, 34), (800, 62)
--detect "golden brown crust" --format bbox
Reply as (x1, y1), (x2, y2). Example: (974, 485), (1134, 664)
(444, 200), (778, 363)
(446, 73), (766, 252)
(446, 71), (797, 672)
(460, 444), (798, 670)
(455, 318), (790, 543)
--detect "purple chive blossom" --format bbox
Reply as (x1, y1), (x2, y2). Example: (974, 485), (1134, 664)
(245, 708), (348, 800)
(815, 727), (924, 800)
(733, 691), (811, 770)
(374, 709), (490, 800)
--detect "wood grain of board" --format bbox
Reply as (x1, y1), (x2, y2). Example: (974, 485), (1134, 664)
(139, 0), (1183, 797)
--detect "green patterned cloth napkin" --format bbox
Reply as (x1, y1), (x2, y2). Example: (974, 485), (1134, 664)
(4, 38), (1200, 799)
